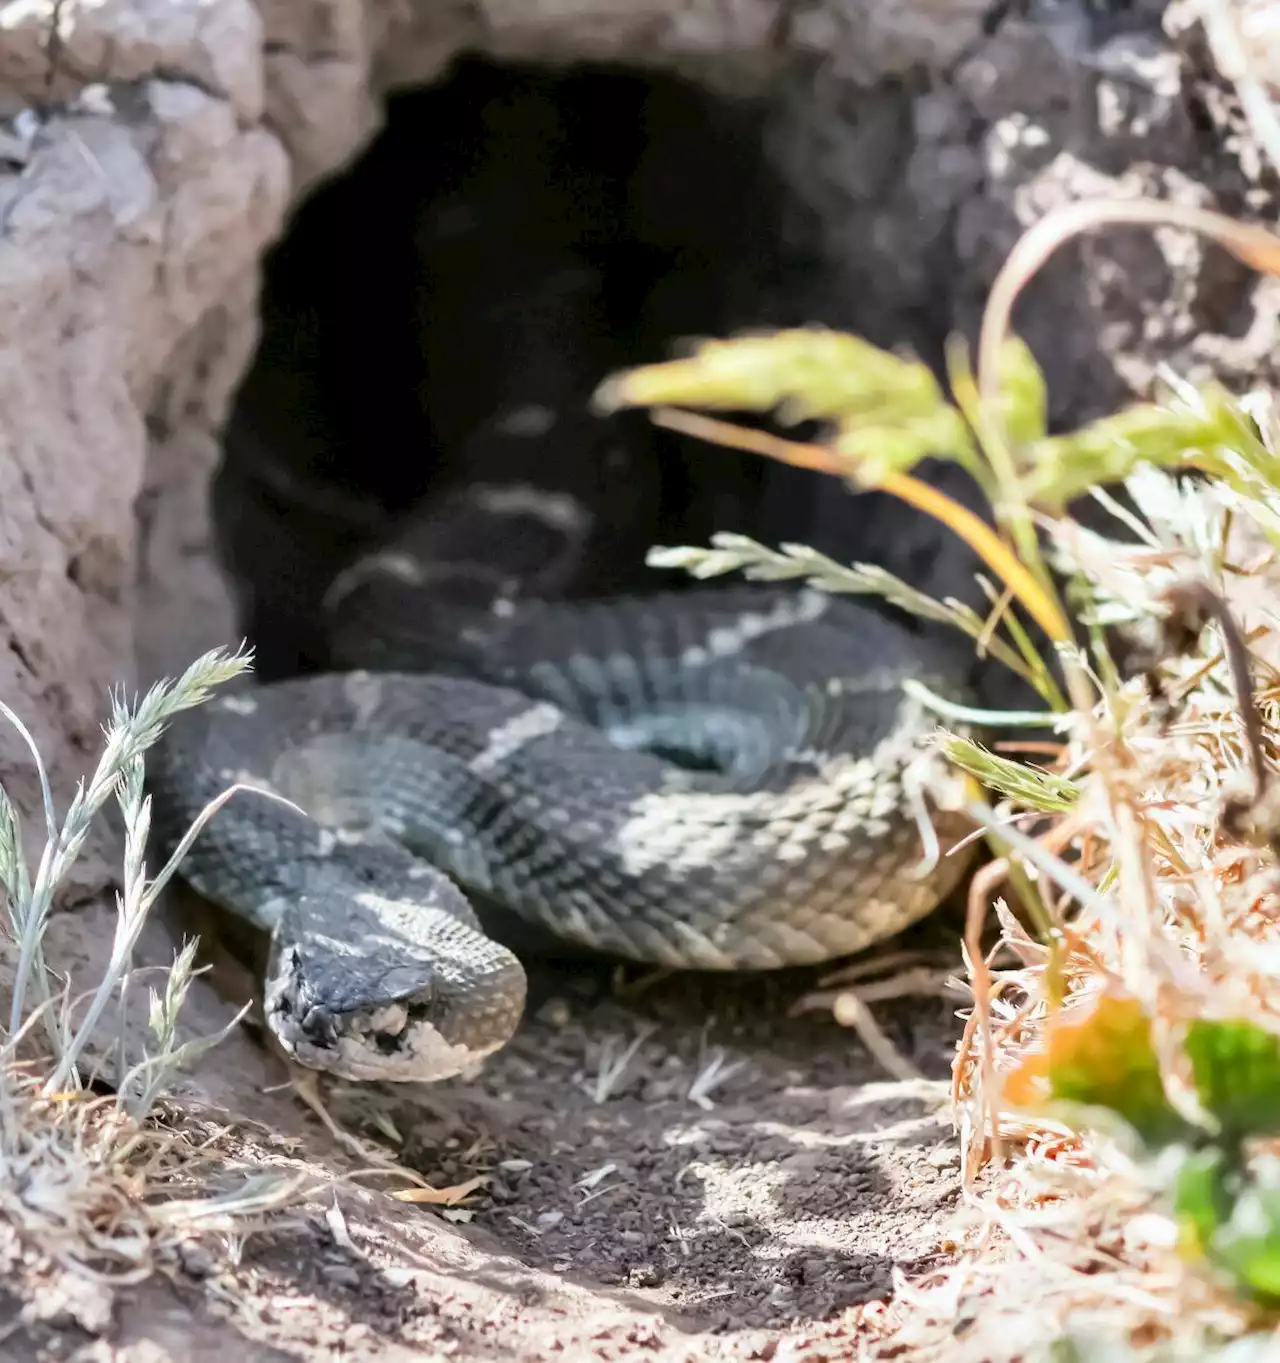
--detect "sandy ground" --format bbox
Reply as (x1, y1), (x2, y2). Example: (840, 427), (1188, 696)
(3, 896), (976, 1361)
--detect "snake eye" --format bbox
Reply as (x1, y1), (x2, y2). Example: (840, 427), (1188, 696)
(300, 1003), (338, 1049)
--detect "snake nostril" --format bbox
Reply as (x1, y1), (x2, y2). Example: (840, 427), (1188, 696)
(300, 1004), (338, 1048)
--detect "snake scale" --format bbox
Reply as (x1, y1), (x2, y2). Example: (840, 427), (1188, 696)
(148, 502), (975, 1083)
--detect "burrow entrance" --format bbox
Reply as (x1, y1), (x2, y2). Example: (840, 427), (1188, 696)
(211, 55), (990, 681)
(197, 53), (1003, 1347)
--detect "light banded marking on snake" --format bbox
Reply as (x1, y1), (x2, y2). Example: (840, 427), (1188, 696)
(352, 551), (424, 586)
(680, 590), (829, 668)
(342, 671), (384, 729)
(324, 554), (509, 609)
(468, 703), (565, 775)
(469, 483), (592, 533)
(494, 405), (556, 438)
(316, 827), (382, 856)
(323, 554), (414, 613)
(611, 789), (758, 878)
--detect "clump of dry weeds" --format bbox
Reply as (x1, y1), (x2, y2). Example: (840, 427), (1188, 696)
(600, 194), (1280, 1360)
(0, 649), (323, 1296)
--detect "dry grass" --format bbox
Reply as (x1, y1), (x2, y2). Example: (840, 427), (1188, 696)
(0, 648), (322, 1288)
(887, 462), (1280, 1362)
(600, 195), (1280, 1358)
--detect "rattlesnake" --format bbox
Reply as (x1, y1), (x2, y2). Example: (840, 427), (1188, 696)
(148, 491), (975, 1083)
(152, 230), (979, 1082)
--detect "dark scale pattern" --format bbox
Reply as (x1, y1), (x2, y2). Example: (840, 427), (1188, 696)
(148, 585), (976, 1082)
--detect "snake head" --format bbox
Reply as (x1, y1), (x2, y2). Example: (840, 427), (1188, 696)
(262, 890), (527, 1084)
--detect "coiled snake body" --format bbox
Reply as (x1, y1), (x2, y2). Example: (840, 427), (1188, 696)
(149, 536), (975, 1083)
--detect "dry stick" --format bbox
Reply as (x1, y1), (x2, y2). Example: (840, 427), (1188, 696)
(1159, 581), (1269, 839)
(957, 809), (1091, 1171)
(976, 199), (1280, 423)
(954, 923), (1120, 1184)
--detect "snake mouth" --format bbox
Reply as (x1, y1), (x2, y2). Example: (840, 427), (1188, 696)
(263, 943), (521, 1083)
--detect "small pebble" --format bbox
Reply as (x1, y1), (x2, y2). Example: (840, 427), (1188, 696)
(926, 1144), (959, 1169)
(538, 997), (572, 1027)
(178, 1243), (215, 1279)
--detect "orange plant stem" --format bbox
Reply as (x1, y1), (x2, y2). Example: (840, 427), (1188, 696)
(650, 406), (1072, 646)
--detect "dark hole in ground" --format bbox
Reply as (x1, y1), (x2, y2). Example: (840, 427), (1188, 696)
(216, 57), (778, 679)
(204, 54), (983, 1340)
(213, 54), (993, 682)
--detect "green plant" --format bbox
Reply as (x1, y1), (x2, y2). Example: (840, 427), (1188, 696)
(0, 646), (309, 1277)
(1006, 994), (1280, 1305)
